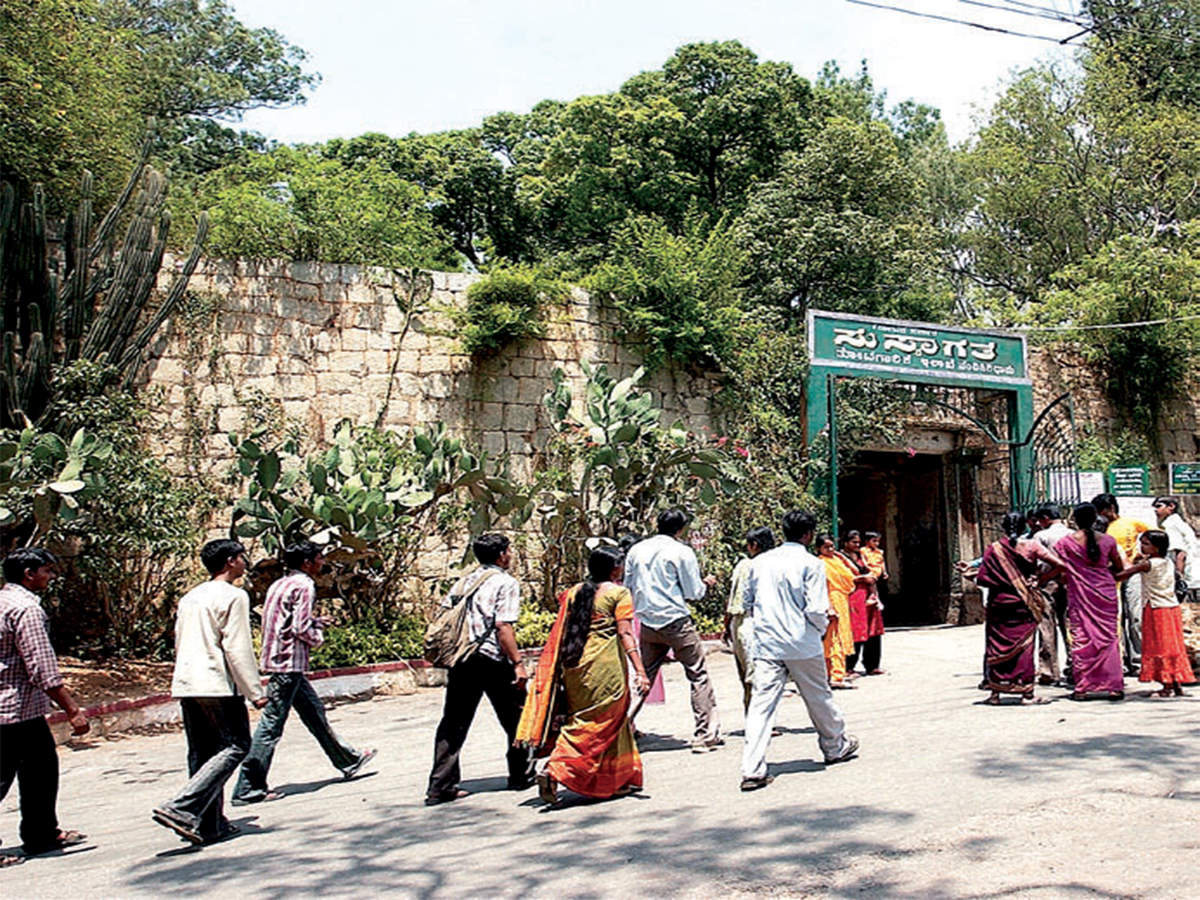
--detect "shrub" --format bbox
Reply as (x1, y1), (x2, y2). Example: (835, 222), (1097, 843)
(309, 616), (425, 669)
(587, 213), (744, 370)
(453, 266), (567, 357)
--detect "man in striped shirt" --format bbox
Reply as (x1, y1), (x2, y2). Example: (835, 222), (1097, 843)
(0, 548), (89, 864)
(232, 540), (375, 804)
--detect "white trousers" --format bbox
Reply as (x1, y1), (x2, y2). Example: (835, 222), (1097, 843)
(741, 655), (849, 778)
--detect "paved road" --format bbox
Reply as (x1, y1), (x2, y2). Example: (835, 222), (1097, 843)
(5, 625), (1199, 898)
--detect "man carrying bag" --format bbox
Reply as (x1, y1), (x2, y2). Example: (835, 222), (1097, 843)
(425, 533), (534, 805)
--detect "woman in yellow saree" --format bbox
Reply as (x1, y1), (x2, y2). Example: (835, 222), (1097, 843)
(517, 547), (650, 804)
(815, 534), (855, 688)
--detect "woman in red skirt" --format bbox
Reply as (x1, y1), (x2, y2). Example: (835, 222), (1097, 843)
(1124, 531), (1195, 697)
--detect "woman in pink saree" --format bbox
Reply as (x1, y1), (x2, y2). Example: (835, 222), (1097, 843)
(1054, 503), (1126, 700)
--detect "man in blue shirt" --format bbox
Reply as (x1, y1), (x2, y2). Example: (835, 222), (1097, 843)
(740, 510), (858, 791)
(624, 509), (721, 753)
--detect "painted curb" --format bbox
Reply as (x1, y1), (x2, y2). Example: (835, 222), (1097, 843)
(48, 637), (726, 745)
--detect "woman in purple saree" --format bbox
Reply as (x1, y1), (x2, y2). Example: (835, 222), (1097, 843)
(976, 512), (1064, 704)
(1054, 503), (1127, 700)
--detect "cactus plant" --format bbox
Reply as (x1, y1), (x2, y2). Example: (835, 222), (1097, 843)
(0, 137), (209, 429)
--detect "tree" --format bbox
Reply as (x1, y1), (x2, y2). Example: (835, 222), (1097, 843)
(735, 117), (944, 321)
(0, 0), (142, 199)
(193, 145), (456, 268)
(1085, 0), (1200, 107)
(103, 0), (318, 121)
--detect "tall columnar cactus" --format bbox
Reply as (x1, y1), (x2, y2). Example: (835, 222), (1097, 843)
(0, 140), (209, 429)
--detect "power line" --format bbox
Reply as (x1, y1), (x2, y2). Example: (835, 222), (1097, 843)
(961, 0), (1087, 26)
(844, 0), (1085, 42)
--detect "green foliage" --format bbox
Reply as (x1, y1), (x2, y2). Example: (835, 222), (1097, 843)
(453, 266), (567, 357)
(0, 156), (208, 429)
(0, 424), (109, 545)
(309, 616), (425, 669)
(230, 419), (528, 621)
(185, 145), (453, 267)
(534, 362), (741, 604)
(103, 0), (318, 123)
(1075, 423), (1155, 474)
(1085, 0), (1200, 107)
(0, 0), (317, 202)
(735, 116), (945, 322)
(1038, 226), (1200, 431)
(0, 0), (141, 201)
(41, 362), (214, 659)
(587, 214), (744, 369)
(514, 605), (557, 650)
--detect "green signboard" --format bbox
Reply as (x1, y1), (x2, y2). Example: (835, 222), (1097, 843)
(1108, 465), (1149, 496)
(1170, 462), (1200, 495)
(808, 310), (1029, 386)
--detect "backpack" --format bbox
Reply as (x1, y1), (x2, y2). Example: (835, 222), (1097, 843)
(423, 569), (501, 668)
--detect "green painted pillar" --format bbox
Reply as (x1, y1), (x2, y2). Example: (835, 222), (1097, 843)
(806, 370), (839, 538)
(1008, 387), (1036, 513)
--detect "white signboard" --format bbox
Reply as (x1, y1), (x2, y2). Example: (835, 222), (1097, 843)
(1120, 496), (1158, 532)
(1078, 471), (1106, 501)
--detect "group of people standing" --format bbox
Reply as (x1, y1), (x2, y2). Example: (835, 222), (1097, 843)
(972, 494), (1197, 706)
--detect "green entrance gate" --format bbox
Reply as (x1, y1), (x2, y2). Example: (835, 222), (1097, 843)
(805, 309), (1078, 537)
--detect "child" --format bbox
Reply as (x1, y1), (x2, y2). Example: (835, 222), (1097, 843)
(860, 531), (887, 675)
(1124, 531), (1195, 697)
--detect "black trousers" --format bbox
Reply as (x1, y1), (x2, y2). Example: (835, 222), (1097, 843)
(427, 654), (531, 799)
(847, 636), (882, 673)
(0, 717), (59, 850)
(161, 697), (251, 838)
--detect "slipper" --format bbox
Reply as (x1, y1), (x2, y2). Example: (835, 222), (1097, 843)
(1021, 696), (1050, 705)
(536, 773), (558, 805)
(0, 855), (24, 868)
(152, 809), (204, 845)
(23, 829), (87, 856)
(424, 789), (469, 807)
(739, 775), (774, 792)
(231, 790), (284, 806)
(201, 821), (240, 845)
(984, 695), (1002, 706)
(343, 748), (377, 780)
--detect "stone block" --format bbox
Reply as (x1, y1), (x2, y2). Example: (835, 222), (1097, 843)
(363, 350), (390, 373)
(289, 261), (321, 284)
(494, 377), (519, 404)
(317, 372), (361, 395)
(482, 430), (506, 457)
(367, 330), (396, 351)
(423, 374), (452, 400)
(291, 282), (321, 304)
(478, 402), (504, 428)
(503, 403), (537, 432)
(517, 377), (547, 404)
(311, 332), (335, 354)
(340, 329), (368, 352)
(444, 272), (478, 293)
(417, 354), (450, 375)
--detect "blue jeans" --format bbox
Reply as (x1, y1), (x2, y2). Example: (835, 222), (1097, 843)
(233, 673), (360, 802)
(160, 697), (251, 838)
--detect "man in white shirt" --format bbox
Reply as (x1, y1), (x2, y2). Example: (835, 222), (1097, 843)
(152, 540), (267, 846)
(1154, 496), (1199, 597)
(426, 533), (533, 805)
(740, 511), (857, 791)
(624, 509), (721, 753)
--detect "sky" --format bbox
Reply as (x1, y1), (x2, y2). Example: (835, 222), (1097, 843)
(229, 0), (1082, 145)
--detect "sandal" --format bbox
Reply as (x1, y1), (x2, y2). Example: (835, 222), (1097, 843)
(1068, 691), (1089, 701)
(23, 829), (87, 856)
(0, 854), (25, 868)
(424, 789), (469, 807)
(1021, 696), (1050, 705)
(1106, 691), (1124, 701)
(537, 773), (558, 805)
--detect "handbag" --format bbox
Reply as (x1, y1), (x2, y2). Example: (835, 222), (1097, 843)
(423, 569), (501, 668)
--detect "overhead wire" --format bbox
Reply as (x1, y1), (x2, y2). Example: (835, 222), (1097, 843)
(844, 0), (1085, 42)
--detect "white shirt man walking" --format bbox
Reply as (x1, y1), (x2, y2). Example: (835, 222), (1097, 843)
(624, 508), (721, 752)
(741, 511), (858, 791)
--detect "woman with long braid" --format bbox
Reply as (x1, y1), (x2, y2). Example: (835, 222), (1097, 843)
(1055, 503), (1127, 700)
(975, 512), (1065, 704)
(516, 547), (650, 804)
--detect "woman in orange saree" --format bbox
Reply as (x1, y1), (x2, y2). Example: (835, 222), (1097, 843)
(516, 547), (650, 804)
(815, 534), (855, 687)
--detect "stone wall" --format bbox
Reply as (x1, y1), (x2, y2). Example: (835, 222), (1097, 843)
(144, 259), (723, 484)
